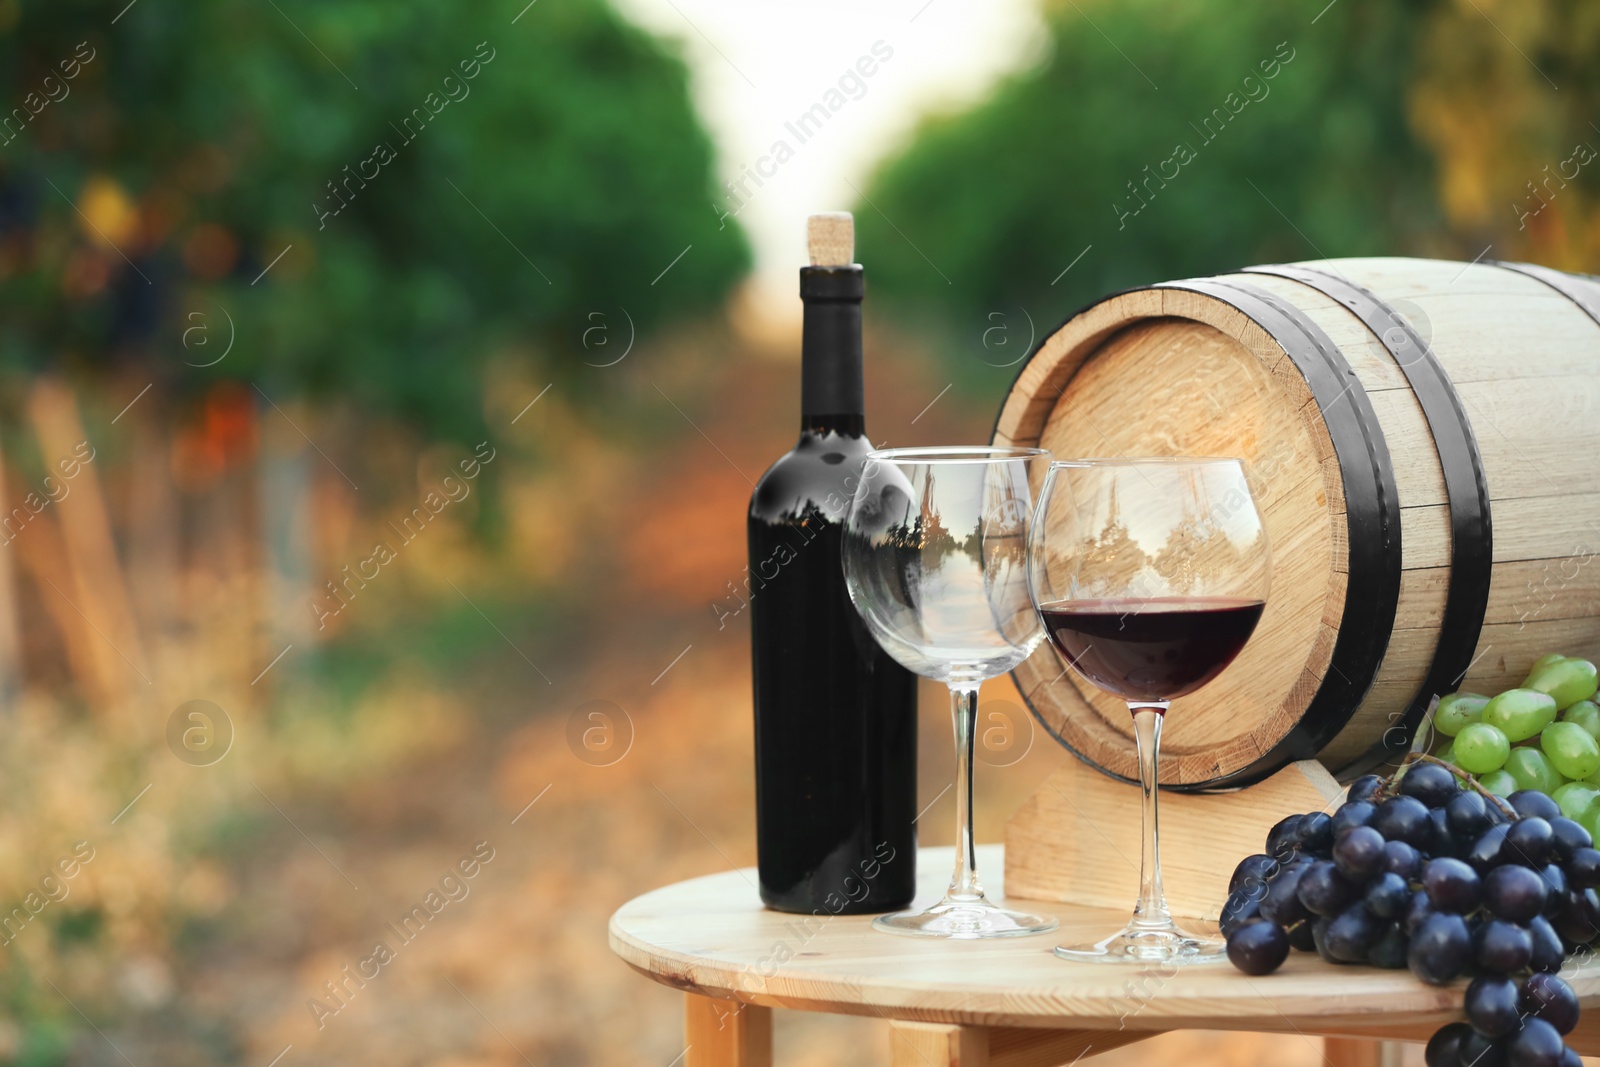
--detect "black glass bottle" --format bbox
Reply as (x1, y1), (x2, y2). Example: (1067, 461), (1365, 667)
(748, 258), (918, 914)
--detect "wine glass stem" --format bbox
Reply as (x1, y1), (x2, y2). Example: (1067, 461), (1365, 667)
(1129, 702), (1172, 929)
(947, 684), (983, 903)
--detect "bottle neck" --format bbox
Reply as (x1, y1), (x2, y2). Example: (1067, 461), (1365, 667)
(800, 265), (865, 436)
(802, 413), (865, 437)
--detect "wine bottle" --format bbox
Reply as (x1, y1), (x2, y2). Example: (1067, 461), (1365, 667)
(748, 213), (918, 915)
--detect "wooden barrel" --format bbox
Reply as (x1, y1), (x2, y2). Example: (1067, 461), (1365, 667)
(994, 257), (1600, 791)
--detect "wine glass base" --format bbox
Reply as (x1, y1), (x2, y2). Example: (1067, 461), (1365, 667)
(1054, 921), (1227, 964)
(873, 898), (1057, 940)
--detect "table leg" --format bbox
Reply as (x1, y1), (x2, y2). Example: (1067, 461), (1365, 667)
(890, 1021), (1153, 1067)
(1323, 1037), (1407, 1067)
(684, 993), (771, 1067)
(890, 1021), (989, 1067)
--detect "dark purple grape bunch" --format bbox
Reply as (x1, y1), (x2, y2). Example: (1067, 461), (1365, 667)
(1221, 758), (1600, 1067)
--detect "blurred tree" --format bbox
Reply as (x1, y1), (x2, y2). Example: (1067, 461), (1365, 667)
(0, 0), (748, 442)
(856, 0), (1443, 393)
(1410, 0), (1600, 269)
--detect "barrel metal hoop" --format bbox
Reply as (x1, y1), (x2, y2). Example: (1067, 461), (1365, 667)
(1153, 278), (1403, 791)
(1242, 264), (1494, 777)
(1492, 260), (1600, 328)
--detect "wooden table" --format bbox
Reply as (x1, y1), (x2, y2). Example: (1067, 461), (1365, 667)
(610, 845), (1600, 1067)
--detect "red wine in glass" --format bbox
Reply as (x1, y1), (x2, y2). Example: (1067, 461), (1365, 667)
(1038, 596), (1265, 704)
(1027, 456), (1272, 963)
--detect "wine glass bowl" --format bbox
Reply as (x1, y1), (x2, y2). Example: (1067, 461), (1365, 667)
(1027, 457), (1271, 963)
(843, 446), (1057, 939)
(845, 450), (1043, 685)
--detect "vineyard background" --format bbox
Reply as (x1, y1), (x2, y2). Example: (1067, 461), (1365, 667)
(0, 0), (1595, 1063)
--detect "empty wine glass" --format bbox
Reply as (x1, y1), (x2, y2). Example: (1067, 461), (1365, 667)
(1027, 458), (1271, 963)
(842, 446), (1056, 939)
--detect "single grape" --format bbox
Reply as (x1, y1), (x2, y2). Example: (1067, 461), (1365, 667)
(1549, 783), (1599, 822)
(1455, 723), (1513, 775)
(1548, 817), (1592, 861)
(1509, 791), (1563, 821)
(1505, 1017), (1564, 1067)
(1260, 862), (1312, 926)
(1528, 914), (1565, 972)
(1483, 864), (1551, 922)
(1542, 722), (1600, 781)
(1567, 846), (1600, 888)
(1374, 795), (1432, 847)
(1481, 769), (1519, 797)
(1561, 700), (1600, 741)
(1265, 814), (1305, 860)
(1465, 975), (1523, 1039)
(1484, 689), (1560, 742)
(1402, 761), (1461, 807)
(1407, 911), (1471, 985)
(1505, 817), (1556, 867)
(1297, 860), (1359, 917)
(1525, 657), (1599, 711)
(1425, 1023), (1471, 1067)
(1526, 653), (1570, 679)
(1348, 773), (1384, 803)
(1384, 839), (1422, 879)
(1299, 812), (1334, 854)
(1367, 922), (1408, 968)
(1230, 854), (1280, 895)
(1435, 692), (1489, 737)
(1423, 857), (1482, 913)
(1225, 918), (1290, 975)
(1506, 749), (1564, 795)
(1365, 871), (1410, 919)
(1552, 886), (1600, 944)
(1405, 889), (1434, 936)
(1539, 865), (1568, 917)
(1467, 823), (1511, 874)
(1520, 972), (1580, 1035)
(1427, 807), (1461, 858)
(1578, 798), (1600, 844)
(1472, 918), (1533, 974)
(1333, 825), (1386, 880)
(1445, 791), (1493, 839)
(1458, 1030), (1508, 1067)
(1219, 889), (1262, 938)
(1324, 903), (1383, 962)
(1310, 915), (1337, 965)
(1330, 799), (1377, 838)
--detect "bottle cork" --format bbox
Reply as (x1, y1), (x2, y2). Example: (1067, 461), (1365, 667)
(806, 212), (854, 267)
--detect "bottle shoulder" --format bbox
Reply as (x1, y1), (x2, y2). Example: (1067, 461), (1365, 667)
(750, 431), (876, 524)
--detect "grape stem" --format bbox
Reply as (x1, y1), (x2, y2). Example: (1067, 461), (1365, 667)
(1391, 751), (1519, 821)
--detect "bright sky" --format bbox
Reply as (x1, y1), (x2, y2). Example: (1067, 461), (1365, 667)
(613, 0), (1048, 311)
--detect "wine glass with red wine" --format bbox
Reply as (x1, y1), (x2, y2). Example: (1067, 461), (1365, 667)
(843, 446), (1057, 939)
(1027, 457), (1271, 963)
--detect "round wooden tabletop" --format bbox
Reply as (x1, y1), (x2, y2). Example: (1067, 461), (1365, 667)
(610, 845), (1600, 1036)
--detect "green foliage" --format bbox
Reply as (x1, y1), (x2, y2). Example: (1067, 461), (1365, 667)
(857, 0), (1442, 396)
(0, 0), (748, 441)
